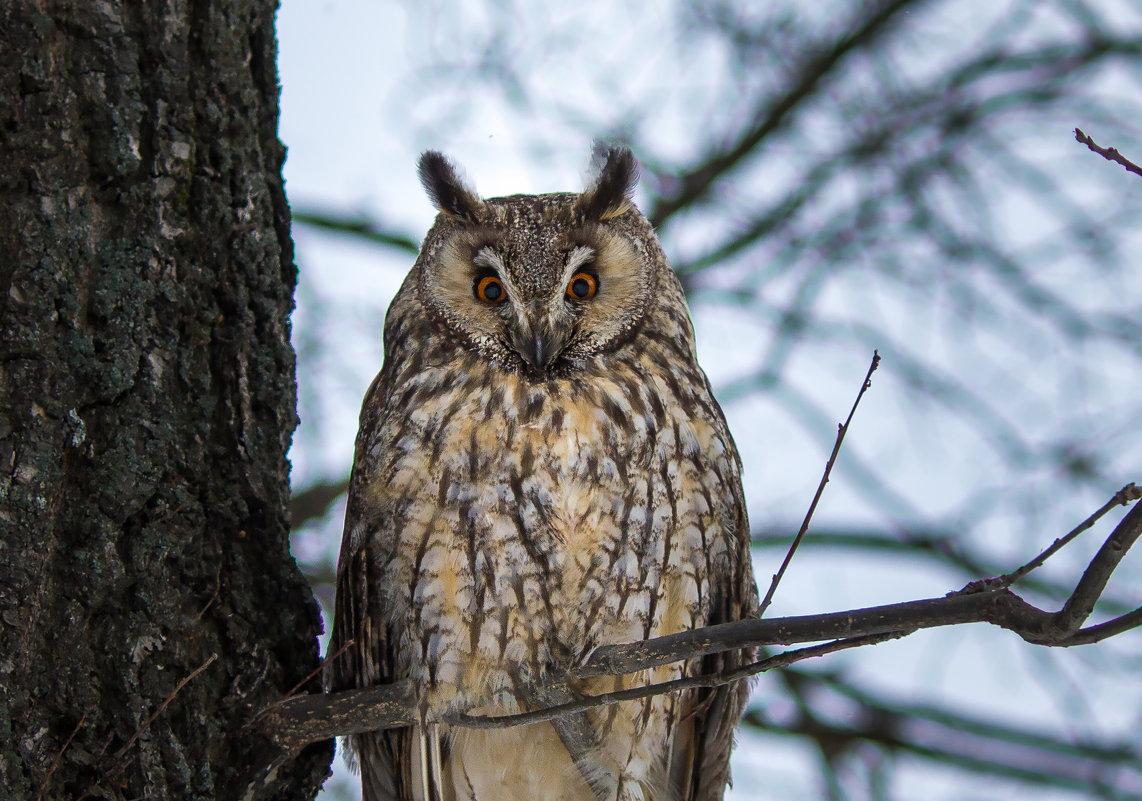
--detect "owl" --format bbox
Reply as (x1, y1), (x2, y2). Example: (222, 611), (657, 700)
(328, 146), (759, 801)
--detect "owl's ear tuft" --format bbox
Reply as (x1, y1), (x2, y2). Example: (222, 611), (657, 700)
(578, 144), (639, 221)
(418, 151), (484, 222)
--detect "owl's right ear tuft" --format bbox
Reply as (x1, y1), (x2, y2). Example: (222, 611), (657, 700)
(578, 144), (640, 221)
(418, 151), (484, 223)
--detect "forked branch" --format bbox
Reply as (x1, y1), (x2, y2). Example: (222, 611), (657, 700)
(254, 484), (1141, 751)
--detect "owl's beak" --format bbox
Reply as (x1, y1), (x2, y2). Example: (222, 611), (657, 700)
(530, 334), (549, 369)
(516, 329), (562, 373)
(513, 306), (565, 373)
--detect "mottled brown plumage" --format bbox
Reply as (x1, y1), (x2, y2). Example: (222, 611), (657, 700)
(328, 147), (759, 801)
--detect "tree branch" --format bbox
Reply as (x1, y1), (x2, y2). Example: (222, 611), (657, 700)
(759, 350), (880, 615)
(290, 478), (349, 529)
(648, 0), (921, 228)
(254, 487), (1142, 754)
(744, 667), (1142, 793)
(291, 209), (420, 254)
(447, 632), (905, 730)
(1075, 128), (1142, 179)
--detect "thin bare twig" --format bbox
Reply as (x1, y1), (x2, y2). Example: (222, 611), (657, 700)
(759, 350), (880, 615)
(113, 654), (218, 763)
(447, 632), (903, 730)
(277, 640), (355, 705)
(994, 483), (1140, 589)
(194, 563), (223, 622)
(34, 715), (85, 801)
(1075, 128), (1142, 179)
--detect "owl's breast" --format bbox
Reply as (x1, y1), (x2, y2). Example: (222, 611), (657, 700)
(370, 358), (738, 711)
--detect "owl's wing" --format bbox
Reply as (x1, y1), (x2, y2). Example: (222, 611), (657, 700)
(673, 445), (760, 801)
(327, 370), (416, 801)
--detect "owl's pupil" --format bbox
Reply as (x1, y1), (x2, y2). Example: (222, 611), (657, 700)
(484, 282), (502, 301)
(571, 278), (591, 298)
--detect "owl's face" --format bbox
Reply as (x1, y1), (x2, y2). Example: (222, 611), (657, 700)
(412, 148), (664, 377)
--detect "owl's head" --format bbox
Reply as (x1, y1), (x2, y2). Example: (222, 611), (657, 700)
(410, 147), (669, 376)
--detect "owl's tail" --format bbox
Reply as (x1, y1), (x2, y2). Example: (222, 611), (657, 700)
(409, 723), (445, 801)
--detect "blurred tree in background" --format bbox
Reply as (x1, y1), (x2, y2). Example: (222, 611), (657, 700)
(284, 1), (1142, 798)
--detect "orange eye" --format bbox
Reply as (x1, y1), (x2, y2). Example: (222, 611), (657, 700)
(566, 272), (598, 300)
(475, 275), (506, 304)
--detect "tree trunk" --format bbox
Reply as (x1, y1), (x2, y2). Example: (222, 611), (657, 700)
(0, 2), (332, 799)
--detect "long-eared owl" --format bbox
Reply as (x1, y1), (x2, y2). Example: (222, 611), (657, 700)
(328, 147), (759, 801)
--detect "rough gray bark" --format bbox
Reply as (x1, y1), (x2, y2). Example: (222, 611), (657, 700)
(0, 2), (332, 799)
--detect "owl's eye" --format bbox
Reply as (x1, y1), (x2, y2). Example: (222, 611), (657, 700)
(566, 272), (598, 300)
(475, 275), (506, 304)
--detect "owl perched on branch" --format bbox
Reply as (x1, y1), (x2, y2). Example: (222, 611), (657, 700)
(328, 147), (759, 801)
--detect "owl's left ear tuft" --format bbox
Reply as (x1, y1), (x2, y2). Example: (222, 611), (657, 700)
(418, 151), (484, 223)
(578, 144), (639, 221)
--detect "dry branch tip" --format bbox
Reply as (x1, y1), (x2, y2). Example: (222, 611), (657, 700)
(1074, 128), (1142, 179)
(759, 350), (881, 615)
